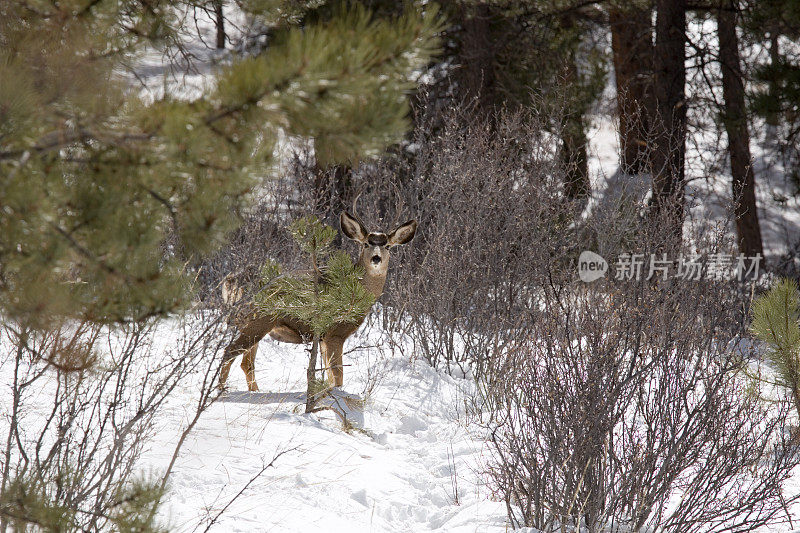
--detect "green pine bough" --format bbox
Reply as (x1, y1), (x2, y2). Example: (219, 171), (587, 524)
(0, 1), (440, 326)
(750, 278), (800, 424)
(254, 216), (375, 412)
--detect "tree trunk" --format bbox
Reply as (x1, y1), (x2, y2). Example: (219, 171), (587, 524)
(560, 112), (589, 204)
(649, 0), (687, 240)
(610, 4), (654, 174)
(560, 16), (590, 207)
(305, 334), (320, 413)
(214, 1), (225, 50)
(305, 248), (322, 414)
(765, 32), (780, 139)
(718, 1), (764, 257)
(460, 4), (497, 118)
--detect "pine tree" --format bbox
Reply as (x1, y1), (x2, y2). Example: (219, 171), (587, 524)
(750, 278), (800, 421)
(254, 216), (374, 412)
(0, 468), (167, 532)
(743, 0), (800, 189)
(649, 0), (687, 240)
(0, 0), (440, 327)
(744, 0), (800, 126)
(609, 0), (654, 175)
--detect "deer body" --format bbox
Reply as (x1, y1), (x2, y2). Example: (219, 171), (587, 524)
(219, 212), (416, 391)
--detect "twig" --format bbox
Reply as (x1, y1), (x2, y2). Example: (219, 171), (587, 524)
(200, 447), (297, 533)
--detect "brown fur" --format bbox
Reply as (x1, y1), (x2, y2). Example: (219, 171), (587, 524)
(219, 212), (416, 391)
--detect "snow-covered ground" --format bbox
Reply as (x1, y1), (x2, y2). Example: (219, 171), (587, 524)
(3, 314), (800, 532)
(137, 317), (800, 532)
(143, 324), (509, 532)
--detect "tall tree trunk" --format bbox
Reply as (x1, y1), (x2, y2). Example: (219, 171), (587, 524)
(560, 110), (589, 203)
(560, 84), (590, 204)
(460, 4), (496, 118)
(649, 0), (687, 239)
(768, 32), (780, 127)
(718, 1), (764, 257)
(214, 1), (225, 50)
(560, 16), (590, 207)
(610, 4), (654, 174)
(765, 32), (780, 139)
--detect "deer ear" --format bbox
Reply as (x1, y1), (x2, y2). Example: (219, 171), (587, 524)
(340, 211), (368, 243)
(387, 220), (417, 247)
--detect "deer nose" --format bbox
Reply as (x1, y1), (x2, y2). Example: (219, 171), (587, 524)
(371, 255), (382, 265)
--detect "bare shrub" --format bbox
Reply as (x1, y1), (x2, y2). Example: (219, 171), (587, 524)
(197, 172), (308, 308)
(479, 259), (799, 531)
(0, 311), (227, 531)
(317, 107), (586, 376)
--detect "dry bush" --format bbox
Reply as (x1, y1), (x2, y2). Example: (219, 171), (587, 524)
(318, 106), (588, 376)
(197, 172), (307, 308)
(0, 313), (227, 531)
(478, 239), (798, 531)
(353, 106), (798, 531)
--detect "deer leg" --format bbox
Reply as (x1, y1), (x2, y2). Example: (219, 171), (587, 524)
(219, 356), (235, 391)
(319, 340), (332, 385)
(219, 316), (273, 391)
(240, 344), (259, 391)
(323, 337), (345, 387)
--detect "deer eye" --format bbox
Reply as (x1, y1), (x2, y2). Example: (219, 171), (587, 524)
(363, 242), (369, 248)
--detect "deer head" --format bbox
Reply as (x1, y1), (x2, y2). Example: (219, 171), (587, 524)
(340, 211), (417, 282)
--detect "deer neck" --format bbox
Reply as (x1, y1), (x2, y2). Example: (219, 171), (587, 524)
(361, 269), (387, 300)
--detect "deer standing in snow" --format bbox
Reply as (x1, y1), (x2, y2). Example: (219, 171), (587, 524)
(218, 210), (417, 391)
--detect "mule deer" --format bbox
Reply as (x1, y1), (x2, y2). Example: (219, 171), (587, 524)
(218, 210), (417, 391)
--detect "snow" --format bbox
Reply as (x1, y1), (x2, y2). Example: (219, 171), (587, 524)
(141, 323), (509, 532)
(126, 4), (251, 102)
(4, 314), (800, 531)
